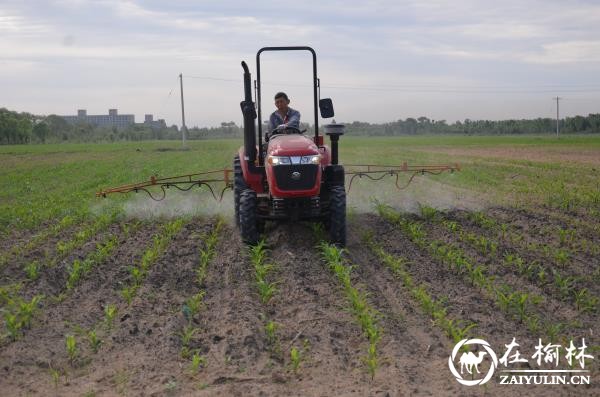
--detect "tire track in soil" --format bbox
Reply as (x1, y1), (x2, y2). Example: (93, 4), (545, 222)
(180, 223), (270, 396)
(250, 223), (369, 396)
(0, 220), (161, 396)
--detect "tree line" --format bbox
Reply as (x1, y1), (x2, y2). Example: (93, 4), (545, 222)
(1, 107), (600, 145)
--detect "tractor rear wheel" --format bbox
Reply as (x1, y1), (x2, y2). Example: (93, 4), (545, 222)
(328, 185), (346, 247)
(239, 188), (259, 245)
(233, 155), (246, 227)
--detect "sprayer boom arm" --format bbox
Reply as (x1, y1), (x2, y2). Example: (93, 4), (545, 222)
(96, 169), (232, 201)
(345, 162), (460, 192)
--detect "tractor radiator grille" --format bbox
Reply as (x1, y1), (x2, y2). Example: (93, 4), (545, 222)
(273, 164), (318, 191)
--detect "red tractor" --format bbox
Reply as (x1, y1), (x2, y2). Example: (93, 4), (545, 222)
(96, 47), (459, 246)
(236, 46), (346, 245)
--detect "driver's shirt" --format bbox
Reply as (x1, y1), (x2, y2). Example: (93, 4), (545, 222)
(269, 107), (301, 132)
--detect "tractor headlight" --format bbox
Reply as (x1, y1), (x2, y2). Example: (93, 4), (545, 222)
(268, 155), (291, 165)
(301, 155), (321, 165)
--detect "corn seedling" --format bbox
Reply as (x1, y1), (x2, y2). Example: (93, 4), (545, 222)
(66, 260), (83, 290)
(65, 334), (78, 364)
(87, 329), (102, 353)
(469, 211), (496, 230)
(289, 347), (301, 372)
(249, 240), (278, 305)
(65, 233), (122, 291)
(419, 204), (438, 221)
(553, 271), (576, 299)
(24, 261), (40, 281)
(514, 293), (529, 322)
(121, 220), (184, 304)
(54, 211), (119, 265)
(557, 227), (575, 246)
(184, 291), (205, 319)
(264, 320), (278, 346)
(121, 285), (138, 305)
(49, 367), (61, 388)
(104, 304), (117, 329)
(574, 289), (599, 313)
(180, 325), (197, 348)
(378, 205), (555, 335)
(364, 232), (478, 345)
(190, 351), (206, 373)
(443, 220), (459, 233)
(256, 279), (277, 304)
(553, 248), (570, 267)
(16, 294), (43, 329)
(196, 218), (223, 284)
(318, 241), (381, 378)
(544, 322), (564, 342)
(4, 312), (20, 340)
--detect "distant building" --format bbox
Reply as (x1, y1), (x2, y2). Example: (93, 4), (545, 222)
(142, 114), (167, 130)
(61, 109), (135, 129)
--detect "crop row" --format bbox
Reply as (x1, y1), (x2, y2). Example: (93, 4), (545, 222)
(121, 219), (185, 305)
(0, 292), (43, 342)
(179, 218), (223, 374)
(0, 213), (84, 269)
(465, 210), (598, 271)
(363, 233), (476, 343)
(430, 209), (599, 313)
(316, 235), (381, 380)
(376, 203), (576, 342)
(55, 219), (190, 382)
(0, 220), (139, 343)
(65, 222), (141, 291)
(15, 210), (121, 284)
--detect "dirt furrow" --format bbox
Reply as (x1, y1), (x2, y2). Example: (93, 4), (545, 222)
(0, 220), (161, 396)
(423, 219), (584, 329)
(345, 221), (467, 396)
(0, 220), (92, 285)
(359, 212), (599, 396)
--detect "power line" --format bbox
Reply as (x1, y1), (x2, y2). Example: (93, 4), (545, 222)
(183, 75), (600, 93)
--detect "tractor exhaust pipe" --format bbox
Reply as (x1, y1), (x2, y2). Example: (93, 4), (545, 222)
(240, 61), (257, 163)
(324, 124), (345, 165)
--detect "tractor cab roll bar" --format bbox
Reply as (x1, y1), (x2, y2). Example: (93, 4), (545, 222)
(254, 46), (334, 166)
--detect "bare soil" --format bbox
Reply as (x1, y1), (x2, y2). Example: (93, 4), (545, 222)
(421, 146), (600, 166)
(0, 209), (598, 396)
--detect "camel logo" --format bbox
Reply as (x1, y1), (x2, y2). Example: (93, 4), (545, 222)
(449, 339), (498, 386)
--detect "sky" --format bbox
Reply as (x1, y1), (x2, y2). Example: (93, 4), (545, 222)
(1, 0), (600, 127)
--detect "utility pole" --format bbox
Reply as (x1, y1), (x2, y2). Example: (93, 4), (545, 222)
(553, 96), (561, 138)
(179, 73), (187, 147)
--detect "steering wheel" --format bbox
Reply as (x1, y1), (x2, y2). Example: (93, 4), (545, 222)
(279, 126), (305, 134)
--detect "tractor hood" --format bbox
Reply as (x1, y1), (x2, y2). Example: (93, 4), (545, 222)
(267, 134), (319, 157)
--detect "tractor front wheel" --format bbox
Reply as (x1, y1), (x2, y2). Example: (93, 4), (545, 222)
(239, 188), (259, 245)
(233, 155), (246, 227)
(328, 185), (346, 247)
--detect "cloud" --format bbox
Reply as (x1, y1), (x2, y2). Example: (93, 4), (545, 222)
(1, 0), (600, 125)
(526, 40), (600, 64)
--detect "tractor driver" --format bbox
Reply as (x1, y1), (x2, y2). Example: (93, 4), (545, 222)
(268, 92), (301, 139)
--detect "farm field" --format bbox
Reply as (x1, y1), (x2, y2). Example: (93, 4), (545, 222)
(0, 135), (599, 396)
